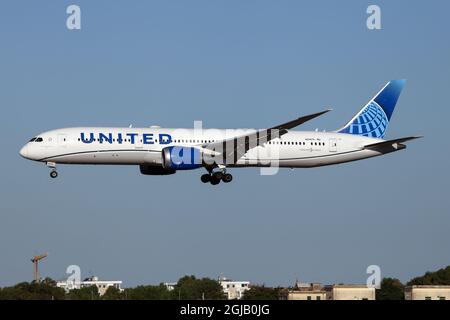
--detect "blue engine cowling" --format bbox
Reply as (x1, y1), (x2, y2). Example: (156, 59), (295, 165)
(162, 146), (203, 170)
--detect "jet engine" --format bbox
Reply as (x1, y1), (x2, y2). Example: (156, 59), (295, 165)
(161, 146), (203, 170)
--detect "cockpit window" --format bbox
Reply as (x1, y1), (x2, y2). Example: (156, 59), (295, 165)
(35, 137), (43, 142)
(29, 138), (37, 142)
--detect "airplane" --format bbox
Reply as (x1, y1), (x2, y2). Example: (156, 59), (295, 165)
(19, 80), (421, 185)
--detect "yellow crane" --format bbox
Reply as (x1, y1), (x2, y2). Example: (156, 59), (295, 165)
(31, 253), (48, 282)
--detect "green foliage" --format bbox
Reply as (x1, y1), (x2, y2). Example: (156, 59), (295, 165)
(4, 266), (448, 301)
(376, 278), (405, 300)
(0, 278), (65, 300)
(173, 275), (226, 300)
(407, 266), (450, 285)
(123, 284), (172, 300)
(101, 286), (124, 300)
(66, 285), (100, 300)
(242, 285), (281, 300)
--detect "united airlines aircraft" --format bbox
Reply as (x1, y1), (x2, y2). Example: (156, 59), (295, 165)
(20, 80), (421, 185)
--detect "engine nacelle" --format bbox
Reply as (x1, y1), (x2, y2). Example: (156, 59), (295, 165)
(162, 146), (203, 170)
(139, 165), (176, 175)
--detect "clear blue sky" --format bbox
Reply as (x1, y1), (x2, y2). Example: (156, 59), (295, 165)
(1, 1), (449, 287)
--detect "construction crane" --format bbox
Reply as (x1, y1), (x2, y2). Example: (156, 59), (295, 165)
(31, 253), (48, 282)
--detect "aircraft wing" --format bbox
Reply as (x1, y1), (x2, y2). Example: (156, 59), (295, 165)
(200, 109), (331, 164)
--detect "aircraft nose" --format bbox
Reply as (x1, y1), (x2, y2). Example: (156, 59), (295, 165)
(19, 145), (28, 158)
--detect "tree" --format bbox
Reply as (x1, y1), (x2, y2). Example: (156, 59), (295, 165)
(0, 278), (65, 300)
(102, 286), (123, 300)
(376, 278), (404, 300)
(173, 275), (226, 300)
(124, 284), (172, 300)
(408, 266), (450, 285)
(66, 285), (100, 300)
(242, 285), (281, 300)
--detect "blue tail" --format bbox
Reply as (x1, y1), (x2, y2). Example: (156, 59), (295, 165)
(337, 80), (406, 138)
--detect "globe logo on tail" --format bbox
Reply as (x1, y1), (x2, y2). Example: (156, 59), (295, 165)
(339, 101), (388, 138)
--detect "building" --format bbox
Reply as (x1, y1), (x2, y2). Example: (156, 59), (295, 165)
(164, 282), (177, 291)
(405, 285), (450, 300)
(57, 276), (123, 296)
(325, 284), (375, 300)
(281, 282), (327, 300)
(219, 277), (250, 300)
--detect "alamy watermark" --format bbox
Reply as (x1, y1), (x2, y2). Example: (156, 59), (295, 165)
(367, 5), (382, 30)
(66, 5), (81, 30)
(366, 265), (381, 289)
(63, 265), (81, 289)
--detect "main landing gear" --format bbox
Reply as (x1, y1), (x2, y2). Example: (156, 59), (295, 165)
(46, 162), (58, 179)
(201, 168), (233, 185)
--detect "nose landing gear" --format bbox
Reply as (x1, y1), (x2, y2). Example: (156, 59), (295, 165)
(46, 162), (58, 179)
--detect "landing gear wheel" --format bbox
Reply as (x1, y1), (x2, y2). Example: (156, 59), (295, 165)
(201, 174), (211, 183)
(50, 170), (58, 179)
(222, 173), (233, 183)
(210, 177), (221, 185)
(212, 172), (223, 181)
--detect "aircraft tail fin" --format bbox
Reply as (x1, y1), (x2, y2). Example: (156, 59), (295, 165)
(337, 80), (406, 138)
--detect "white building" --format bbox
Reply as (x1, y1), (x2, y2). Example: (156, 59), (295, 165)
(57, 276), (123, 296)
(325, 284), (375, 300)
(164, 282), (177, 291)
(219, 277), (250, 300)
(405, 285), (450, 300)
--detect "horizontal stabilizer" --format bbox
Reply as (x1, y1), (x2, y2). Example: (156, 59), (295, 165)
(364, 136), (423, 152)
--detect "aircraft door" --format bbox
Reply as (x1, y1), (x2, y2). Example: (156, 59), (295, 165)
(329, 138), (337, 152)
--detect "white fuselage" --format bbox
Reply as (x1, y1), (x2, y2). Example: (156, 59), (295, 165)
(20, 127), (385, 168)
